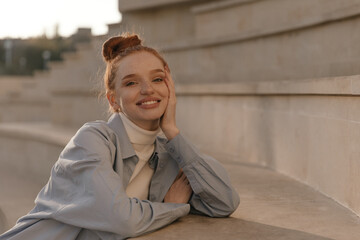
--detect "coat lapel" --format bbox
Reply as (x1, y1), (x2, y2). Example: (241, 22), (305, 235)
(107, 113), (180, 202)
(107, 113), (138, 187)
(148, 138), (180, 202)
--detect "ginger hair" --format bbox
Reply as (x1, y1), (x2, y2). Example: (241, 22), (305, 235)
(102, 33), (168, 113)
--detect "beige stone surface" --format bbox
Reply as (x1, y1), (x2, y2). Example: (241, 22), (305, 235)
(0, 101), (50, 123)
(118, 0), (198, 12)
(50, 94), (108, 129)
(0, 122), (75, 184)
(0, 75), (50, 123)
(1, 159), (360, 239)
(134, 163), (360, 240)
(0, 166), (43, 232)
(194, 0), (360, 40)
(348, 122), (360, 214)
(160, 0), (360, 84)
(47, 39), (109, 128)
(175, 77), (360, 217)
(120, 4), (196, 46)
(165, 15), (360, 84)
(0, 76), (33, 98)
(0, 122), (74, 232)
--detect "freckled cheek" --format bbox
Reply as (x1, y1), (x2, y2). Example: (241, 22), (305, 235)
(117, 93), (136, 109)
(158, 85), (169, 98)
(162, 99), (169, 111)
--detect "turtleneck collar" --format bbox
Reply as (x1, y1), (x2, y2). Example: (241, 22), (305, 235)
(119, 112), (160, 145)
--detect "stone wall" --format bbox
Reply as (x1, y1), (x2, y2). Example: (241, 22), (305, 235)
(116, 0), (360, 216)
(119, 0), (360, 84)
(0, 75), (50, 123)
(0, 122), (72, 185)
(175, 76), (360, 215)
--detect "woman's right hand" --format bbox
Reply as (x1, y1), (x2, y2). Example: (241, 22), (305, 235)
(164, 170), (193, 204)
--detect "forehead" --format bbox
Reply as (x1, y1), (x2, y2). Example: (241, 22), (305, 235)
(116, 51), (164, 79)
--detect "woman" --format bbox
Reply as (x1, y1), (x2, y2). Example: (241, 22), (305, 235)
(0, 33), (240, 239)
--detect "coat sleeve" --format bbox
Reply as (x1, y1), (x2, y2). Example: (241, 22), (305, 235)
(165, 134), (240, 217)
(35, 123), (190, 238)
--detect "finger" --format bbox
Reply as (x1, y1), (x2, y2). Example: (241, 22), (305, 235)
(165, 80), (176, 105)
(186, 185), (192, 193)
(185, 178), (190, 185)
(175, 172), (182, 180)
(179, 172), (187, 181)
(164, 68), (175, 92)
(175, 169), (183, 180)
(164, 76), (171, 97)
(164, 79), (176, 108)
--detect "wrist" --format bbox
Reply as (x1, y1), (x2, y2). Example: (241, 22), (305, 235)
(163, 127), (180, 140)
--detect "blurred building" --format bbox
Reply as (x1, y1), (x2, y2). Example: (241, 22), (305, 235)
(0, 28), (92, 76)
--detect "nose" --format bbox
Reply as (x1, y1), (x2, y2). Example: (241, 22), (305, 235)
(140, 81), (155, 95)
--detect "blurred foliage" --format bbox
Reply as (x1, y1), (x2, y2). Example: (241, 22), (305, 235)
(0, 29), (91, 76)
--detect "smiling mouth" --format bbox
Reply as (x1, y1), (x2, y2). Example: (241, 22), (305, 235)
(136, 100), (161, 106)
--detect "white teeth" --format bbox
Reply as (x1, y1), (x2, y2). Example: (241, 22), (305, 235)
(141, 100), (157, 105)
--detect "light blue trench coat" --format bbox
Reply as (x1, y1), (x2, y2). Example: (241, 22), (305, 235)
(0, 113), (240, 239)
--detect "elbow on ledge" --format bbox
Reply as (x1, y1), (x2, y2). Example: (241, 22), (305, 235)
(208, 192), (240, 218)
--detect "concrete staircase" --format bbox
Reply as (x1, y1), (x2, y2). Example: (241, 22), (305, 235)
(1, 0), (360, 238)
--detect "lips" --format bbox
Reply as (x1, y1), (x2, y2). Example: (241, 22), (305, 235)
(136, 97), (161, 106)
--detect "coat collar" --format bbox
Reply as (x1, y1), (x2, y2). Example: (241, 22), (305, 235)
(107, 113), (136, 160)
(106, 113), (167, 159)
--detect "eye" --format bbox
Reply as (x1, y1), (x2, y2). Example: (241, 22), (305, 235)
(152, 77), (163, 83)
(125, 81), (136, 86)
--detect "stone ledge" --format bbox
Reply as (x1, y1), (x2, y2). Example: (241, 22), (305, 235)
(0, 166), (44, 233)
(191, 0), (258, 13)
(0, 99), (49, 105)
(0, 209), (6, 235)
(0, 122), (75, 146)
(175, 75), (360, 96)
(118, 0), (196, 12)
(50, 89), (101, 97)
(0, 139), (359, 238)
(135, 215), (334, 240)
(134, 163), (360, 240)
(163, 1), (360, 52)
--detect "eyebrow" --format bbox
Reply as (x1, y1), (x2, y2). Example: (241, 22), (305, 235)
(150, 68), (164, 74)
(122, 74), (137, 81)
(121, 69), (164, 81)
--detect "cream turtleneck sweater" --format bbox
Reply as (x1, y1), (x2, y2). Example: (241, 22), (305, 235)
(119, 112), (159, 200)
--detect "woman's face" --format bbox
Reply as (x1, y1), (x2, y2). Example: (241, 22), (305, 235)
(113, 51), (169, 130)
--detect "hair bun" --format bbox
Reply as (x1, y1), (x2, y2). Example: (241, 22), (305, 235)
(102, 34), (142, 62)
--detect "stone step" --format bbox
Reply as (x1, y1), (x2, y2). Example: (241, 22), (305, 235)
(48, 39), (103, 92)
(74, 42), (94, 52)
(0, 122), (76, 232)
(0, 166), (43, 233)
(192, 0), (360, 41)
(1, 150), (359, 238)
(47, 60), (64, 71)
(61, 51), (80, 62)
(134, 162), (360, 240)
(0, 122), (74, 183)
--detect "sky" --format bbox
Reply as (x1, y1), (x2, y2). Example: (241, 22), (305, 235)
(0, 0), (122, 39)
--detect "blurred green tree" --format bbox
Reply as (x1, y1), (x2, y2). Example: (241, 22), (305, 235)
(0, 30), (89, 76)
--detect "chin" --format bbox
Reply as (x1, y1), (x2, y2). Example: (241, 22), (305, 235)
(142, 109), (165, 119)
(143, 115), (162, 121)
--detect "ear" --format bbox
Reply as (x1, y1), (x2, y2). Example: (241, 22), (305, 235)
(106, 92), (120, 112)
